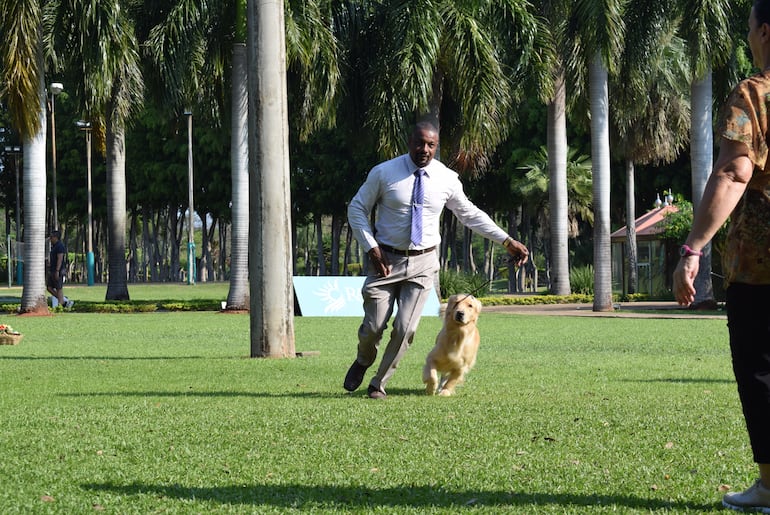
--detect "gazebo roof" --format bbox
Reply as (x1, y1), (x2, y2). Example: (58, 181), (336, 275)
(610, 204), (678, 243)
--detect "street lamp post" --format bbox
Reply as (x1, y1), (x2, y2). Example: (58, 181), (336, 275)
(76, 121), (94, 286)
(184, 110), (195, 285)
(4, 146), (22, 285)
(49, 82), (63, 230)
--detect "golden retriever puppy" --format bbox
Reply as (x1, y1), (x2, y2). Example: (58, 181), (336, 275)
(423, 293), (482, 396)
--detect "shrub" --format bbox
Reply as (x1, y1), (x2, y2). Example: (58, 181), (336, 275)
(570, 264), (594, 295)
(438, 270), (491, 299)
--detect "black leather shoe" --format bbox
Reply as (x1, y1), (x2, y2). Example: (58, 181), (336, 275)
(367, 385), (386, 399)
(344, 360), (368, 392)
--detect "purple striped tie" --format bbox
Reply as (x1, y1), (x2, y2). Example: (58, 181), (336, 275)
(410, 169), (425, 246)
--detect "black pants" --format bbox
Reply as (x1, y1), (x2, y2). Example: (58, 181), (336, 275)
(727, 283), (770, 463)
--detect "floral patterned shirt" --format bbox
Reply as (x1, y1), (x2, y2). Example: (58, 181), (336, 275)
(718, 71), (770, 285)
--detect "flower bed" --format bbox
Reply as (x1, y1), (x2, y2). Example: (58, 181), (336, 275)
(0, 324), (23, 345)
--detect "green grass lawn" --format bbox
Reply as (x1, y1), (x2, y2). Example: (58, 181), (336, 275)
(0, 294), (752, 513)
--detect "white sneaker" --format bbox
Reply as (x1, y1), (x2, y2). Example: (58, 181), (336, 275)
(50, 297), (59, 308)
(65, 300), (74, 309)
(723, 480), (770, 513)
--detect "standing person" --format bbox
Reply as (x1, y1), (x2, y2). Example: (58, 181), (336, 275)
(344, 122), (528, 399)
(47, 230), (73, 309)
(673, 1), (770, 510)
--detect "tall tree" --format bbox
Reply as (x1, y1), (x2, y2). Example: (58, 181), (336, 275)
(546, 63), (570, 294)
(227, 0), (249, 309)
(611, 2), (690, 294)
(51, 0), (144, 300)
(568, 0), (626, 311)
(537, 0), (571, 295)
(677, 0), (732, 308)
(1, 0), (48, 313)
(145, 0), (340, 305)
(248, 0), (295, 357)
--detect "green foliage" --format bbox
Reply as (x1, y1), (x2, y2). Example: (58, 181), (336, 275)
(478, 293), (593, 305)
(570, 264), (594, 295)
(513, 145), (594, 231)
(617, 292), (651, 303)
(658, 201), (728, 253)
(658, 200), (695, 242)
(438, 270), (491, 299)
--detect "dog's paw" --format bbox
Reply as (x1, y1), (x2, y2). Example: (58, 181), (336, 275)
(425, 382), (438, 395)
(438, 389), (454, 396)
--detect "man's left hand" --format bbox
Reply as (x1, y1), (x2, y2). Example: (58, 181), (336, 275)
(504, 239), (529, 267)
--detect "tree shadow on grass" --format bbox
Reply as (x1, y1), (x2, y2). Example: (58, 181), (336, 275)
(623, 378), (734, 385)
(56, 387), (428, 400)
(81, 481), (721, 512)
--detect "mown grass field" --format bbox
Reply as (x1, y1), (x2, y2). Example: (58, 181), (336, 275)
(0, 283), (750, 513)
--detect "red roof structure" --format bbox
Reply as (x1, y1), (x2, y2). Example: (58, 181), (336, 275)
(610, 205), (678, 242)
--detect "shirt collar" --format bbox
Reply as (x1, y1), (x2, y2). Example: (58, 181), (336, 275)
(407, 155), (433, 176)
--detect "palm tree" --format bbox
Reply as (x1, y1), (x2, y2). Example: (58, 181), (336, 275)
(1, 0), (48, 313)
(612, 4), (690, 294)
(568, 0), (626, 311)
(515, 146), (593, 274)
(51, 0), (144, 301)
(227, 0), (249, 310)
(144, 0), (340, 313)
(546, 65), (570, 295)
(538, 0), (629, 304)
(247, 0), (295, 357)
(538, 0), (571, 295)
(677, 0), (731, 308)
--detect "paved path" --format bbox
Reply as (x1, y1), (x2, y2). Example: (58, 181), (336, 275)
(482, 301), (726, 319)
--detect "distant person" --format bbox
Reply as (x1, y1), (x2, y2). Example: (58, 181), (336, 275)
(344, 121), (528, 399)
(47, 230), (73, 309)
(673, 1), (770, 511)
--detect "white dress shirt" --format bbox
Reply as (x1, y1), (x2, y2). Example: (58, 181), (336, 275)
(348, 154), (509, 252)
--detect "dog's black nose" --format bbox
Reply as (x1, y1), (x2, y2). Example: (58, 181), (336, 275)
(454, 311), (465, 322)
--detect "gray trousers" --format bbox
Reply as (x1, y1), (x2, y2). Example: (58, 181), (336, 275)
(356, 249), (439, 392)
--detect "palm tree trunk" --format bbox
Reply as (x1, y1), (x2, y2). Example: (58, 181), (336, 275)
(105, 105), (130, 300)
(507, 209), (520, 293)
(331, 213), (343, 276)
(589, 54), (613, 312)
(20, 66), (48, 313)
(248, 0), (295, 358)
(128, 210), (138, 282)
(463, 227), (475, 274)
(690, 70), (715, 307)
(314, 214), (325, 275)
(226, 35), (250, 308)
(547, 68), (570, 295)
(625, 159), (638, 294)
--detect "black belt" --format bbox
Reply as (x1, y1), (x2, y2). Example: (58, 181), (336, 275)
(379, 244), (436, 256)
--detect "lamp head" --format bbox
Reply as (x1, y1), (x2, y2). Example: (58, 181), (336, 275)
(49, 82), (64, 95)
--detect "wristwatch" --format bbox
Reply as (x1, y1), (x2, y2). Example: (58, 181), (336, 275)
(679, 244), (703, 258)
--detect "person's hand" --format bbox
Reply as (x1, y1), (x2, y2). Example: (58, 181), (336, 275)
(368, 247), (391, 278)
(673, 255), (699, 306)
(503, 238), (529, 267)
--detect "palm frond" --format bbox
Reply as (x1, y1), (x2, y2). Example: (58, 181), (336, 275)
(678, 0), (732, 79)
(286, 0), (341, 140)
(1, 0), (44, 138)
